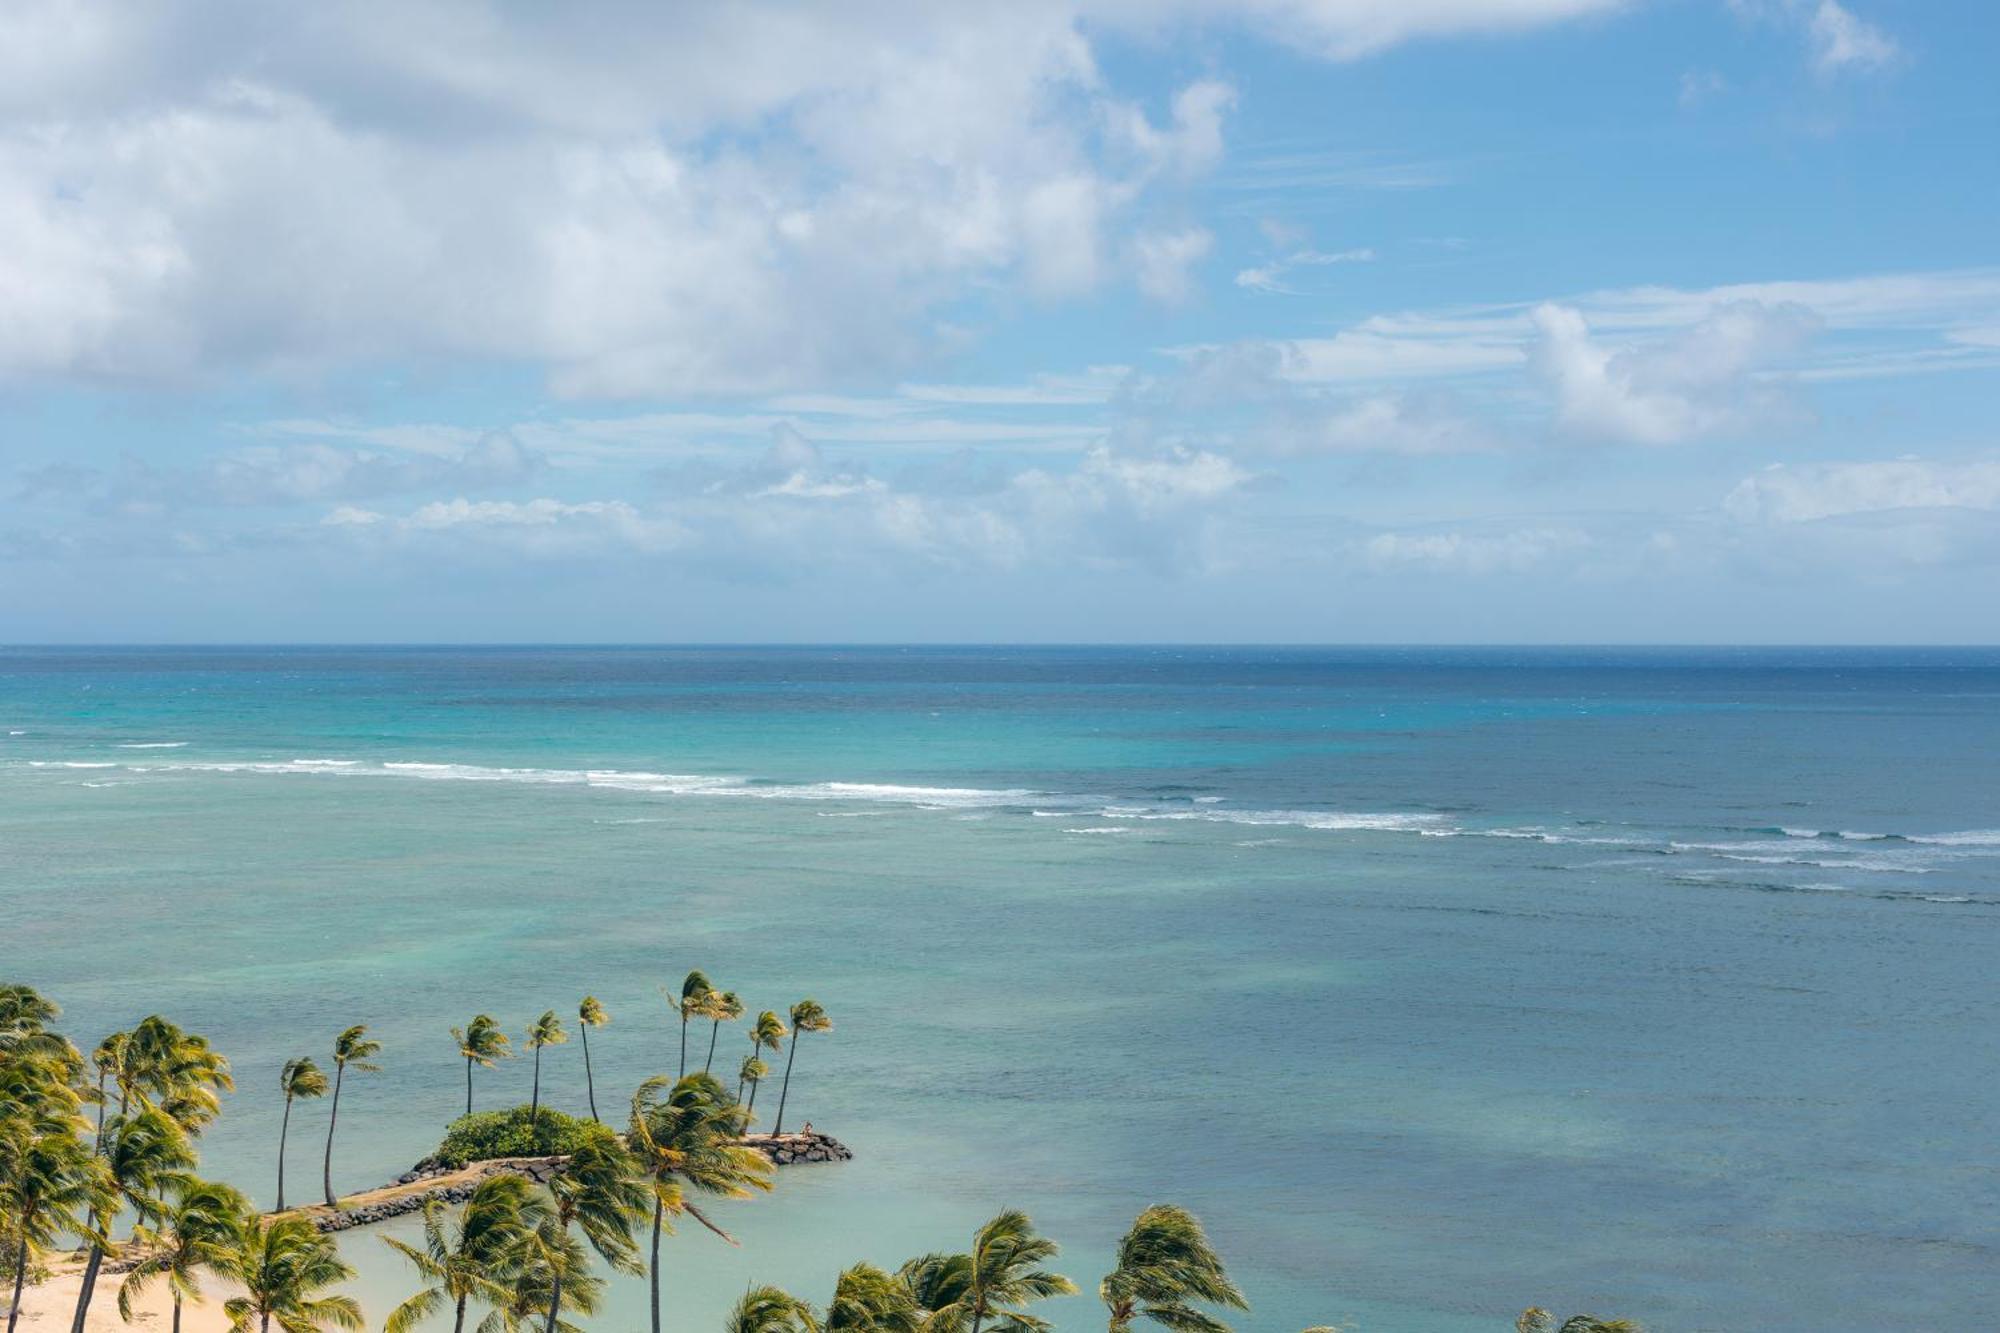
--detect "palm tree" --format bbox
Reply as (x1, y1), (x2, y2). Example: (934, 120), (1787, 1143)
(540, 1136), (647, 1333)
(321, 1025), (381, 1208)
(919, 1210), (1076, 1333)
(627, 1073), (774, 1333)
(118, 1178), (250, 1333)
(220, 1213), (361, 1333)
(89, 1032), (129, 1138)
(68, 1108), (197, 1333)
(724, 1285), (813, 1333)
(2, 1124), (106, 1333)
(576, 998), (609, 1124)
(503, 1216), (605, 1333)
(1517, 1312), (1641, 1333)
(771, 999), (830, 1137)
(275, 1057), (328, 1212)
(676, 972), (713, 1078)
(382, 1174), (546, 1333)
(823, 1263), (922, 1333)
(737, 1055), (769, 1109)
(1100, 1205), (1247, 1333)
(702, 992), (744, 1074)
(451, 1015), (511, 1117)
(743, 1011), (787, 1115)
(119, 1017), (233, 1136)
(524, 1012), (567, 1129)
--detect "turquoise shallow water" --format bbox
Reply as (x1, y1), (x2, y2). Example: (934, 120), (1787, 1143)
(3, 646), (1998, 1332)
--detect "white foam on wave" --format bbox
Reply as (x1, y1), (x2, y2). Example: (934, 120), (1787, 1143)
(1097, 804), (1442, 833)
(1710, 852), (1931, 874)
(115, 741), (187, 749)
(1909, 829), (2000, 847)
(29, 761), (117, 769)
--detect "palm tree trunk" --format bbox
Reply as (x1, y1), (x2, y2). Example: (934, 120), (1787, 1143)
(531, 1045), (543, 1128)
(678, 1014), (688, 1077)
(452, 1294), (467, 1333)
(746, 1077), (759, 1119)
(323, 1062), (345, 1207)
(543, 1267), (563, 1333)
(276, 1093), (293, 1211)
(649, 1195), (664, 1333)
(9, 1237), (29, 1333)
(465, 1054), (474, 1116)
(260, 1311), (271, 1333)
(771, 1035), (801, 1136)
(67, 1240), (103, 1333)
(703, 1021), (719, 1073)
(94, 1072), (108, 1141)
(581, 1024), (599, 1123)
(171, 1289), (182, 1333)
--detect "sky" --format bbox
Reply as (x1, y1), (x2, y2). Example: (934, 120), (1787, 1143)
(2, 0), (1997, 643)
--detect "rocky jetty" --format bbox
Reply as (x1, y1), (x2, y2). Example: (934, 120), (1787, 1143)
(303, 1132), (851, 1232)
(742, 1130), (853, 1165)
(307, 1156), (564, 1233)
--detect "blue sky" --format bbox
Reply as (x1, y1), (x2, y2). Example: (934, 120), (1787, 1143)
(3, 0), (1997, 642)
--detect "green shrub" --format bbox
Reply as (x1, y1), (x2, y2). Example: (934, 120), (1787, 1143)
(420, 1104), (616, 1170)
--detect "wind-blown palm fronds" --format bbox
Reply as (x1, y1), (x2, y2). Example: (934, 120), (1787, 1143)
(702, 991), (744, 1074)
(220, 1213), (361, 1333)
(275, 1058), (328, 1212)
(321, 1025), (381, 1208)
(69, 1109), (198, 1332)
(1, 1121), (106, 1333)
(1099, 1204), (1247, 1333)
(771, 999), (830, 1137)
(452, 1016), (511, 1117)
(524, 1012), (567, 1128)
(627, 1072), (774, 1333)
(676, 972), (713, 1078)
(724, 1285), (814, 1333)
(540, 1137), (647, 1333)
(118, 1178), (249, 1333)
(576, 998), (609, 1123)
(382, 1174), (546, 1333)
(918, 1209), (1076, 1333)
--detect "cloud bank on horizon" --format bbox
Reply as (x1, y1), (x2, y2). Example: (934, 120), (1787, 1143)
(3, 0), (1996, 642)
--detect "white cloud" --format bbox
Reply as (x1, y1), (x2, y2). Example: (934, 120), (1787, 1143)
(1234, 246), (1375, 295)
(1724, 457), (2000, 523)
(1134, 227), (1215, 304)
(1806, 1), (1898, 75)
(1530, 299), (1818, 444)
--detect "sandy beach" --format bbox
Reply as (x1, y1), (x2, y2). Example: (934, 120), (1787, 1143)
(11, 1253), (242, 1333)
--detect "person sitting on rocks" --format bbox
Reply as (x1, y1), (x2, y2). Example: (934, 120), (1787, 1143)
(799, 1122), (813, 1136)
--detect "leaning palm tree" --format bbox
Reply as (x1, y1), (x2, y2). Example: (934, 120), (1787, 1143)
(737, 1055), (769, 1109)
(702, 991), (744, 1074)
(675, 972), (713, 1077)
(118, 1178), (250, 1333)
(742, 1011), (787, 1114)
(220, 1212), (361, 1333)
(451, 1015), (511, 1117)
(382, 1174), (546, 1333)
(1517, 1312), (1641, 1333)
(1100, 1204), (1247, 1333)
(524, 1012), (567, 1129)
(2, 1124), (106, 1333)
(576, 997), (609, 1123)
(119, 1016), (233, 1137)
(501, 1217), (605, 1333)
(823, 1262), (923, 1333)
(627, 1073), (774, 1333)
(274, 1057), (328, 1212)
(321, 1025), (381, 1208)
(770, 999), (830, 1137)
(89, 1031), (130, 1137)
(724, 1285), (813, 1333)
(68, 1108), (197, 1333)
(540, 1136), (648, 1333)
(921, 1209), (1076, 1333)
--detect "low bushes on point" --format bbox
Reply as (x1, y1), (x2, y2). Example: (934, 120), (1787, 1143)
(418, 1104), (616, 1170)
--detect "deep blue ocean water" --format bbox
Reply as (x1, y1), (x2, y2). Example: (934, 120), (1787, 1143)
(3, 646), (1997, 1332)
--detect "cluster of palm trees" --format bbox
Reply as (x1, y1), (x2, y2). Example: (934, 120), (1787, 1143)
(381, 1069), (772, 1333)
(0, 984), (358, 1333)
(452, 975), (833, 1140)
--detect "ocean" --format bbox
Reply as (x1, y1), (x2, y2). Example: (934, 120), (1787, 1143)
(3, 645), (1996, 1332)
